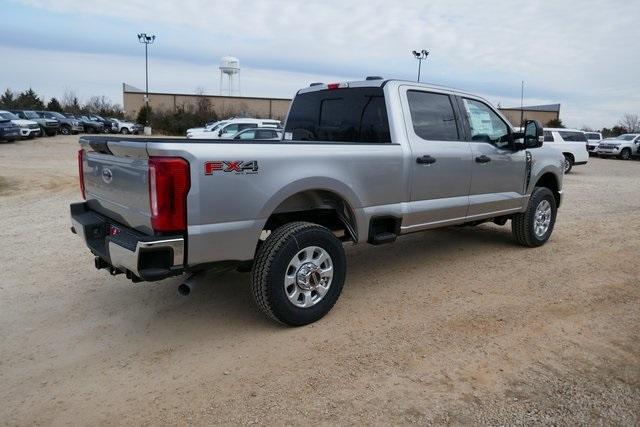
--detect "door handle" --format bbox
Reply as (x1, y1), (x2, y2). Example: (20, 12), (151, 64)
(475, 155), (491, 164)
(416, 155), (436, 165)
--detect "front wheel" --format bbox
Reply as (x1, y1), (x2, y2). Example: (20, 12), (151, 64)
(511, 187), (557, 247)
(60, 126), (71, 135)
(120, 127), (130, 135)
(619, 148), (631, 160)
(250, 222), (346, 326)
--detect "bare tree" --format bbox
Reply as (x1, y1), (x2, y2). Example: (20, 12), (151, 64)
(618, 113), (640, 133)
(61, 89), (81, 114)
(194, 87), (211, 116)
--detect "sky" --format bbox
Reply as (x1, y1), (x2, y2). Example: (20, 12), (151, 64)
(1, 0), (639, 129)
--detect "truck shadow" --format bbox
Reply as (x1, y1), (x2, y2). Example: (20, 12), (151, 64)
(123, 223), (519, 334)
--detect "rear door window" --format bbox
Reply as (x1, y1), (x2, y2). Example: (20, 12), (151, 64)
(407, 91), (459, 141)
(284, 87), (390, 143)
(558, 131), (587, 142)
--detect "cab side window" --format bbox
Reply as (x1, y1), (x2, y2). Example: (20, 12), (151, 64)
(406, 91), (459, 141)
(462, 98), (510, 148)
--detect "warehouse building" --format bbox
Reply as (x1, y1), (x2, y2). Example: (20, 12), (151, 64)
(122, 84), (291, 120)
(498, 104), (561, 127)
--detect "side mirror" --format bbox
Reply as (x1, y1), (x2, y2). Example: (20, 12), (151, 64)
(218, 130), (223, 137)
(524, 120), (543, 148)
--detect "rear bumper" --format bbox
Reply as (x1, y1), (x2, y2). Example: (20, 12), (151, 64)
(70, 202), (184, 281)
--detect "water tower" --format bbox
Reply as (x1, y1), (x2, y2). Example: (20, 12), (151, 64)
(219, 56), (240, 96)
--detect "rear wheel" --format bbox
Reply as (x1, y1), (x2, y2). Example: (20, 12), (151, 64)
(563, 154), (574, 173)
(60, 126), (71, 135)
(619, 148), (631, 160)
(250, 222), (346, 326)
(512, 187), (557, 247)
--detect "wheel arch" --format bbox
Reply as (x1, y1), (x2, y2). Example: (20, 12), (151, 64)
(258, 178), (362, 243)
(533, 172), (561, 208)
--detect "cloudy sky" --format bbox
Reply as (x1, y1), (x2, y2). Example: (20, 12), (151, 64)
(2, 0), (639, 128)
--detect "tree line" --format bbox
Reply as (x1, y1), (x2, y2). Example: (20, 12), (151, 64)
(0, 87), (124, 118)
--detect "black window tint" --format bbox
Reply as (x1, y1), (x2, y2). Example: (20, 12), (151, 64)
(256, 129), (276, 139)
(407, 91), (459, 141)
(558, 131), (587, 142)
(586, 133), (600, 140)
(284, 87), (390, 143)
(544, 131), (554, 142)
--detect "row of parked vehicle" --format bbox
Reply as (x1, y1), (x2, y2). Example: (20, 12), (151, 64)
(0, 109), (143, 142)
(186, 117), (283, 140)
(585, 131), (640, 160)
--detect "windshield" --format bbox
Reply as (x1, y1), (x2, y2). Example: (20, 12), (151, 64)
(0, 112), (19, 120)
(24, 111), (39, 119)
(210, 121), (228, 131)
(616, 134), (636, 141)
(48, 112), (66, 119)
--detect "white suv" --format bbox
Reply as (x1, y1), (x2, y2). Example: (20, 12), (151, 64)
(543, 128), (589, 173)
(596, 134), (640, 160)
(584, 131), (602, 155)
(187, 118), (281, 139)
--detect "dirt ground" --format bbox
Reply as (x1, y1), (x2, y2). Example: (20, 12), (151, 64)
(1, 135), (639, 425)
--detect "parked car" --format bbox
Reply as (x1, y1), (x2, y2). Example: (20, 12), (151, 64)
(71, 78), (564, 326)
(38, 111), (83, 135)
(596, 134), (640, 160)
(231, 127), (283, 140)
(110, 118), (142, 135)
(11, 110), (59, 136)
(79, 115), (106, 133)
(186, 120), (230, 136)
(187, 118), (282, 139)
(0, 116), (21, 142)
(585, 131), (602, 155)
(0, 110), (40, 139)
(88, 115), (117, 133)
(542, 128), (589, 173)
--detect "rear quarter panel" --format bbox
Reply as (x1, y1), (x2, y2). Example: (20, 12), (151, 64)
(147, 141), (408, 264)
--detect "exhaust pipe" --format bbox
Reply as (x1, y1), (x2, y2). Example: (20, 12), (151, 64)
(178, 272), (201, 296)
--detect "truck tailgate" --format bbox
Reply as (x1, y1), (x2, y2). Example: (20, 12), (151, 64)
(80, 138), (153, 234)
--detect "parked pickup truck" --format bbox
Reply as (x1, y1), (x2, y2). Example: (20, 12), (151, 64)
(70, 79), (564, 326)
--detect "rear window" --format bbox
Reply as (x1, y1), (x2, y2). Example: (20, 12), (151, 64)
(284, 87), (390, 143)
(585, 133), (600, 140)
(558, 131), (587, 142)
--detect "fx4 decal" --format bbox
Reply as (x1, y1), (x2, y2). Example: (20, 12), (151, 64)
(204, 160), (259, 175)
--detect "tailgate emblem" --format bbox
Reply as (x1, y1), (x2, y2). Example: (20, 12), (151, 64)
(101, 167), (113, 184)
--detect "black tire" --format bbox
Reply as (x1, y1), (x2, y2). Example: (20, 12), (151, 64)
(512, 187), (557, 247)
(563, 154), (574, 173)
(60, 126), (71, 135)
(120, 127), (130, 135)
(250, 222), (346, 326)
(619, 148), (631, 160)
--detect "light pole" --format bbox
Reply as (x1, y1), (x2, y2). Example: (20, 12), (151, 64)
(412, 49), (429, 82)
(137, 33), (156, 125)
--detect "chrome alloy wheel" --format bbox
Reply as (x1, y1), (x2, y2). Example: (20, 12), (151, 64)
(284, 246), (333, 308)
(534, 199), (552, 238)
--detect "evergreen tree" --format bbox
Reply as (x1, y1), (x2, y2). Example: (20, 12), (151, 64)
(15, 88), (45, 110)
(546, 118), (564, 128)
(47, 97), (63, 112)
(0, 88), (15, 109)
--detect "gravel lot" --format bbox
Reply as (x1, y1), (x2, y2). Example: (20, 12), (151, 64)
(1, 135), (639, 425)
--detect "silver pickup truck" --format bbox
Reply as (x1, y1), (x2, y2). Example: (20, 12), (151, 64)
(71, 79), (564, 325)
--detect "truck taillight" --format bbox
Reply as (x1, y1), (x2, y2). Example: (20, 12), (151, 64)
(148, 157), (190, 233)
(77, 149), (85, 199)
